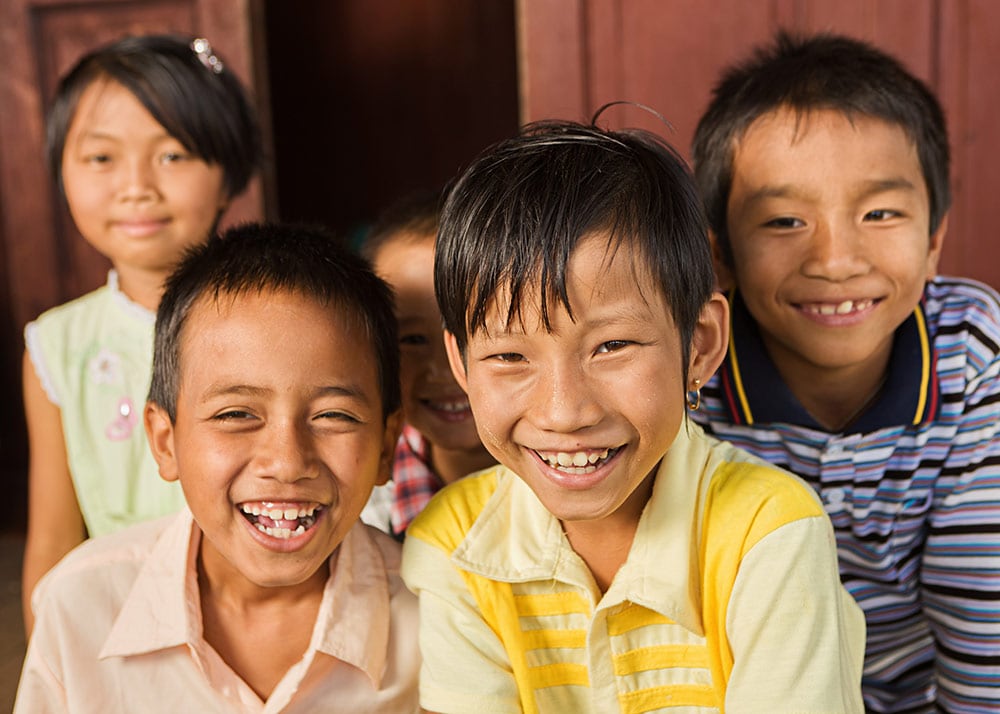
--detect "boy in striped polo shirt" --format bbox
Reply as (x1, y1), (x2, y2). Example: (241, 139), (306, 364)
(690, 32), (1000, 713)
(401, 119), (865, 713)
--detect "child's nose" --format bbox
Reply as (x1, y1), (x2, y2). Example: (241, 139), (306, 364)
(801, 219), (869, 281)
(532, 361), (602, 433)
(259, 421), (320, 482)
(116, 157), (158, 201)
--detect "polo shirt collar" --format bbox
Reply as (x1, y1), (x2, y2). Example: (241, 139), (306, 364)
(451, 425), (708, 637)
(717, 290), (940, 432)
(99, 509), (391, 689)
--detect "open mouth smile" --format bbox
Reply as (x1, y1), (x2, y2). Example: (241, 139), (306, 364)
(534, 447), (622, 474)
(238, 501), (324, 540)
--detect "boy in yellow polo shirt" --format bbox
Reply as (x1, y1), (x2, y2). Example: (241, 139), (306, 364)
(401, 120), (865, 713)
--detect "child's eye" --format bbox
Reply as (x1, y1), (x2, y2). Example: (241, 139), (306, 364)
(763, 216), (804, 229)
(213, 409), (255, 421)
(863, 209), (901, 222)
(84, 154), (111, 166)
(595, 340), (631, 354)
(160, 151), (189, 164)
(400, 333), (430, 347)
(316, 410), (362, 424)
(490, 352), (525, 363)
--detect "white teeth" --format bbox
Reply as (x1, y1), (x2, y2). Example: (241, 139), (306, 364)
(268, 508), (284, 520)
(252, 505), (261, 516)
(255, 523), (307, 540)
(808, 299), (874, 316)
(542, 448), (613, 470)
(283, 507), (298, 520)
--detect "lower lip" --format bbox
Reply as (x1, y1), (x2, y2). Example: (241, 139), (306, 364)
(114, 220), (169, 238)
(240, 509), (325, 553)
(797, 301), (878, 327)
(532, 448), (623, 491)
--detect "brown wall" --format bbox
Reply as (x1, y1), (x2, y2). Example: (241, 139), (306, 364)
(262, 1), (519, 240)
(518, 0), (1000, 288)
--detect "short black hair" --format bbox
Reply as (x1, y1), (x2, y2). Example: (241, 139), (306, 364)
(48, 33), (262, 198)
(435, 120), (714, 387)
(148, 222), (400, 422)
(692, 31), (950, 266)
(360, 189), (444, 262)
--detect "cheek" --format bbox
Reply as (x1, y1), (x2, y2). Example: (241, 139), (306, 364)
(398, 359), (422, 398)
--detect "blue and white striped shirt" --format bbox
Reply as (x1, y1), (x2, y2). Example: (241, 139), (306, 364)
(691, 276), (1000, 713)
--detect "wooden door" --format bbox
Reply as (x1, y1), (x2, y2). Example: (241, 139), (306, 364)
(517, 0), (1000, 289)
(0, 0), (271, 529)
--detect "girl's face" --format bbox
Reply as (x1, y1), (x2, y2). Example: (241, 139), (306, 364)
(60, 78), (229, 288)
(373, 235), (483, 456)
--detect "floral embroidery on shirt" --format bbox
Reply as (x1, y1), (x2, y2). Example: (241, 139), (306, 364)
(89, 348), (123, 386)
(106, 397), (138, 441)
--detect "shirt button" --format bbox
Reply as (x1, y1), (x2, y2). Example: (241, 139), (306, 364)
(826, 488), (846, 505)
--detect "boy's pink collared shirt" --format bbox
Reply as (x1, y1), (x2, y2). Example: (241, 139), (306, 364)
(16, 508), (420, 713)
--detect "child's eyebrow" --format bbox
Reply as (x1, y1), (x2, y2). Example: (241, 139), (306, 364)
(741, 176), (919, 206)
(855, 177), (919, 198)
(200, 383), (371, 403)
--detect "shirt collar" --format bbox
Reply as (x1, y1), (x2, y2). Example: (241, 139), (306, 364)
(99, 510), (391, 688)
(451, 425), (710, 637)
(718, 290), (939, 432)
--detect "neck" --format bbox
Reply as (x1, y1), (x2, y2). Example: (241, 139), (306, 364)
(197, 548), (327, 701)
(787, 362), (890, 432)
(114, 265), (168, 312)
(429, 444), (495, 485)
(560, 470), (655, 594)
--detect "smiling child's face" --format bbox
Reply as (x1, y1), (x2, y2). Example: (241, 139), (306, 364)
(145, 288), (399, 592)
(445, 232), (727, 530)
(721, 107), (945, 391)
(61, 78), (229, 284)
(373, 234), (482, 456)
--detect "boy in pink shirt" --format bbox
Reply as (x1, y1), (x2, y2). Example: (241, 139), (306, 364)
(16, 223), (420, 713)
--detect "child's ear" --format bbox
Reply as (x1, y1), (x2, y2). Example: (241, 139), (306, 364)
(688, 292), (730, 386)
(925, 212), (948, 280)
(708, 229), (735, 291)
(376, 409), (403, 487)
(144, 402), (179, 483)
(443, 330), (469, 392)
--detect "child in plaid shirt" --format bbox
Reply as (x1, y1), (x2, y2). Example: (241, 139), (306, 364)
(360, 192), (495, 538)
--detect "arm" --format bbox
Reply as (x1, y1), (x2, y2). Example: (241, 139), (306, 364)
(21, 350), (86, 636)
(723, 515), (866, 713)
(922, 363), (1000, 713)
(401, 536), (520, 713)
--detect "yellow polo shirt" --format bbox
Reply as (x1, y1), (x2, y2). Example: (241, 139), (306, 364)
(403, 423), (864, 713)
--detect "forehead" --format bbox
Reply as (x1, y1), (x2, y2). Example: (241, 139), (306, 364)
(179, 288), (375, 373)
(64, 77), (173, 153)
(735, 107), (920, 172)
(730, 107), (925, 201)
(475, 232), (667, 333)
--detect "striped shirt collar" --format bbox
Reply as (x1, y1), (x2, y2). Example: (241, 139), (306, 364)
(718, 290), (940, 431)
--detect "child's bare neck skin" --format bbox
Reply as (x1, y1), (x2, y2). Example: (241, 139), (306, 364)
(197, 550), (327, 700)
(114, 264), (168, 312)
(560, 470), (655, 594)
(429, 443), (495, 485)
(779, 353), (892, 432)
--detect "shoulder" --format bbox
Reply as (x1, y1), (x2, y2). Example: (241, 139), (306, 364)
(925, 276), (1000, 339)
(32, 515), (174, 618)
(406, 467), (502, 552)
(698, 430), (825, 537)
(28, 284), (112, 331)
